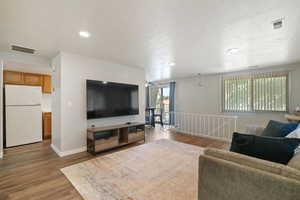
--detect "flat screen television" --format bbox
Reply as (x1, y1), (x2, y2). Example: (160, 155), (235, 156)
(86, 80), (139, 119)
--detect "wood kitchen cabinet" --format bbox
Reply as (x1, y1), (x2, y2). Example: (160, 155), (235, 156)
(43, 112), (52, 139)
(42, 75), (52, 94)
(24, 73), (43, 86)
(3, 70), (52, 94)
(3, 70), (24, 85)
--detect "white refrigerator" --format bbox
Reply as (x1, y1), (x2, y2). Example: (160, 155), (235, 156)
(5, 85), (43, 147)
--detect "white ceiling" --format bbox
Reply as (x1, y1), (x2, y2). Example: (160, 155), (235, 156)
(1, 0), (300, 81)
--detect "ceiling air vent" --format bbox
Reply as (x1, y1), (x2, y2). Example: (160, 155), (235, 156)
(11, 45), (35, 54)
(272, 18), (284, 29)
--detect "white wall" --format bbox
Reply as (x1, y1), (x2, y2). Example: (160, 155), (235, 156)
(0, 51), (51, 74)
(51, 54), (62, 152)
(175, 64), (300, 132)
(41, 94), (52, 112)
(52, 52), (145, 155)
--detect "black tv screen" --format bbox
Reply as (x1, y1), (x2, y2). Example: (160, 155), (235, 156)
(87, 80), (139, 119)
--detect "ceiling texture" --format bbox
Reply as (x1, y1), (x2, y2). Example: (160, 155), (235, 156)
(1, 0), (300, 81)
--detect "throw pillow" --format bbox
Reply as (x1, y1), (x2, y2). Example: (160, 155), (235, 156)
(230, 132), (300, 164)
(261, 120), (298, 137)
(286, 124), (300, 153)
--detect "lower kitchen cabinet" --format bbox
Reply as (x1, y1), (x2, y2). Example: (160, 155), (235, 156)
(43, 112), (52, 139)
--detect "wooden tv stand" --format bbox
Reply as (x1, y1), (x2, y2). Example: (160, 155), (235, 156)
(87, 122), (145, 154)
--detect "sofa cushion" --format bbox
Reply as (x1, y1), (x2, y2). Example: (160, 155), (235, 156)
(261, 120), (298, 137)
(286, 125), (300, 153)
(198, 154), (300, 200)
(281, 165), (300, 180)
(288, 151), (300, 171)
(204, 148), (300, 181)
(204, 148), (282, 174)
(230, 132), (300, 164)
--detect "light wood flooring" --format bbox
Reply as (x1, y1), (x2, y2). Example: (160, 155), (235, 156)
(0, 127), (227, 200)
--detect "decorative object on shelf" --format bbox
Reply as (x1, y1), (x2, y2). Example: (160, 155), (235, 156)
(285, 114), (300, 123)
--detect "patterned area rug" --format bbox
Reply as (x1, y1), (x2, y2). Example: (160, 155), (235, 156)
(61, 139), (203, 200)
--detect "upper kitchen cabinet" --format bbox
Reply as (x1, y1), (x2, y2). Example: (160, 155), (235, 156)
(42, 75), (52, 94)
(3, 70), (52, 94)
(24, 73), (43, 86)
(3, 70), (24, 85)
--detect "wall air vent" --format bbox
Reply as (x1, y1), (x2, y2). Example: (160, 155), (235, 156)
(11, 45), (35, 54)
(272, 18), (284, 29)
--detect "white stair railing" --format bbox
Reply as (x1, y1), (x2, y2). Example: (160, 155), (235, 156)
(170, 112), (238, 141)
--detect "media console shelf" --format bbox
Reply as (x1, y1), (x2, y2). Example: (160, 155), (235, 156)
(87, 122), (145, 154)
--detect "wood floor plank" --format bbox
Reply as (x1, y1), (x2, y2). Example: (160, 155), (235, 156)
(0, 127), (227, 200)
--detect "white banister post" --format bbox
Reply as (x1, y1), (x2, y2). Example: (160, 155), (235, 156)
(234, 117), (237, 132)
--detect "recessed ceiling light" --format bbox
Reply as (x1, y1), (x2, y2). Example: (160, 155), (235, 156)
(227, 48), (240, 54)
(79, 31), (91, 38)
(169, 62), (176, 67)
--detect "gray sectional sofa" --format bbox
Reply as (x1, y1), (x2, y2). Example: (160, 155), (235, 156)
(198, 126), (300, 200)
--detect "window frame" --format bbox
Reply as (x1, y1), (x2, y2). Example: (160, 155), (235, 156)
(221, 72), (290, 113)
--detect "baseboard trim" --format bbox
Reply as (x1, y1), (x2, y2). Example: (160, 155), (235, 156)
(60, 146), (87, 157)
(51, 144), (62, 157)
(51, 144), (87, 157)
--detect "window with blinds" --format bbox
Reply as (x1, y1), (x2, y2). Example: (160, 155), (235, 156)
(223, 72), (288, 112)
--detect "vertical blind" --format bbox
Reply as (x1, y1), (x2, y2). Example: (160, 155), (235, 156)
(223, 72), (288, 112)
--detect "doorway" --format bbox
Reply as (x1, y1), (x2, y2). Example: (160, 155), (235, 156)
(149, 85), (170, 125)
